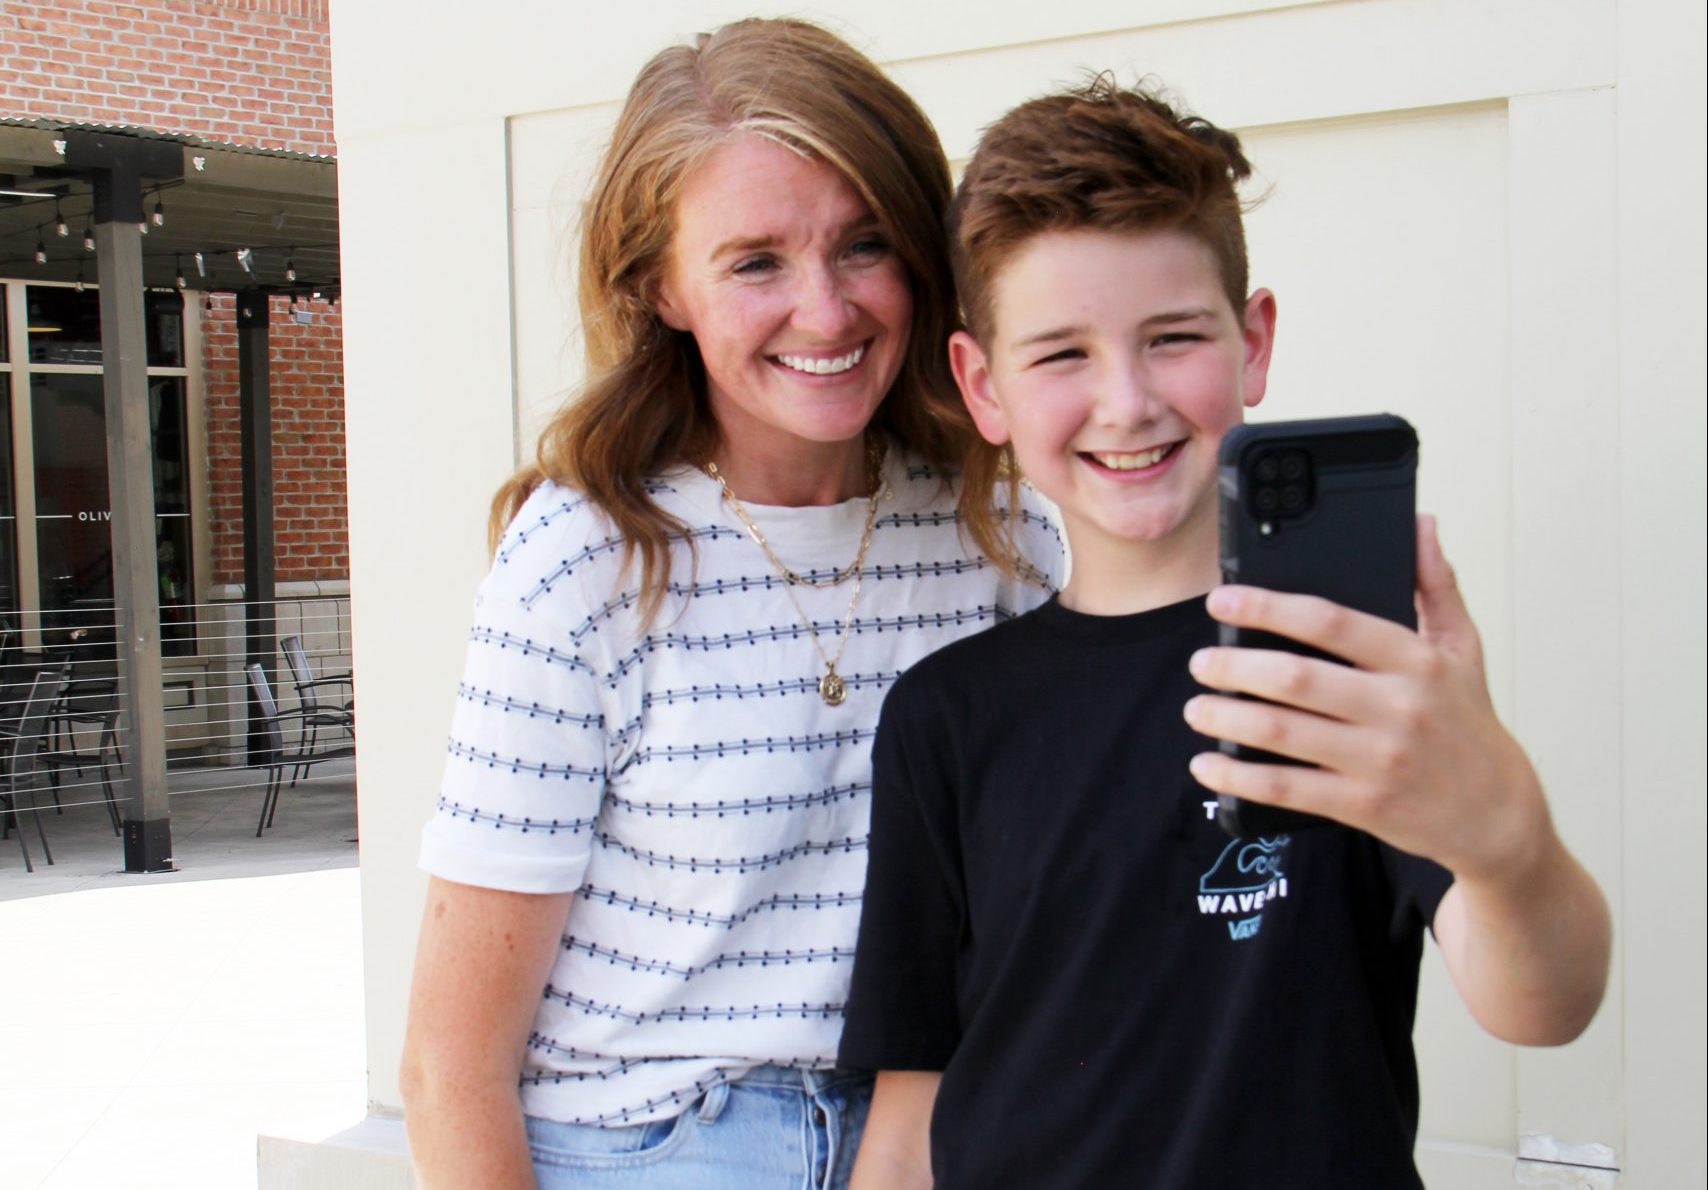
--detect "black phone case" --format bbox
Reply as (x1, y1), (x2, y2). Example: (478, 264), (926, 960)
(1213, 414), (1418, 838)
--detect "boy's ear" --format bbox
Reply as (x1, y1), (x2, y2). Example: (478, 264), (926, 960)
(949, 330), (1011, 446)
(1240, 288), (1278, 409)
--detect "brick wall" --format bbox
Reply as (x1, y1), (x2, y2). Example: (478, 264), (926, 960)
(0, 0), (334, 157)
(203, 292), (347, 584)
(4, 0), (348, 585)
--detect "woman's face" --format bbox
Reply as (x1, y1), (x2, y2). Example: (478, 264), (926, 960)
(657, 134), (913, 479)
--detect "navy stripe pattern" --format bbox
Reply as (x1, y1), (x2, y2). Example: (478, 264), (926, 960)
(419, 454), (1063, 1125)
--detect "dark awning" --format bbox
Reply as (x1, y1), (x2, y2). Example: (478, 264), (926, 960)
(0, 119), (338, 295)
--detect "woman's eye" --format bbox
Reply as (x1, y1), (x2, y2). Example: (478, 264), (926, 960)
(733, 256), (777, 276)
(846, 236), (890, 261)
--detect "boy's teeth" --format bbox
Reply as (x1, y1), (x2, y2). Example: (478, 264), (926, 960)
(778, 345), (864, 375)
(1092, 445), (1171, 470)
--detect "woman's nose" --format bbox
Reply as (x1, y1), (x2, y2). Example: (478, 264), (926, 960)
(790, 265), (858, 338)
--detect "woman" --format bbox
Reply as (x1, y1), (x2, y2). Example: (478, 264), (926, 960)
(399, 18), (1060, 1189)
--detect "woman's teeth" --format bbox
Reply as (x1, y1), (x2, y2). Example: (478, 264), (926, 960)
(1090, 444), (1174, 470)
(777, 345), (864, 375)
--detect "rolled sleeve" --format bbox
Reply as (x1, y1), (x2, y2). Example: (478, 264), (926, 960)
(419, 532), (611, 894)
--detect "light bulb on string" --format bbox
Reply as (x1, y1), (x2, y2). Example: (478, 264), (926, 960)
(82, 224), (95, 251)
(34, 240), (47, 265)
(285, 252), (296, 283)
(175, 256), (187, 290)
(138, 220), (149, 236)
(152, 199), (166, 227)
(54, 202), (69, 237)
(74, 267), (86, 293)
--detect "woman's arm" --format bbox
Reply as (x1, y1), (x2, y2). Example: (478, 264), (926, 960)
(849, 1070), (942, 1190)
(399, 877), (573, 1190)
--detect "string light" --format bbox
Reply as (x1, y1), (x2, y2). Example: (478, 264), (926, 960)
(285, 251), (296, 283)
(82, 224), (95, 251)
(152, 198), (166, 227)
(194, 250), (206, 278)
(74, 266), (86, 293)
(175, 255), (187, 290)
(55, 202), (69, 237)
(34, 239), (48, 265)
(236, 246), (254, 274)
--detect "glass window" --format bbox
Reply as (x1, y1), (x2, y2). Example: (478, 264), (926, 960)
(147, 290), (185, 368)
(30, 372), (196, 660)
(0, 386), (15, 621)
(22, 287), (185, 367)
(26, 285), (102, 364)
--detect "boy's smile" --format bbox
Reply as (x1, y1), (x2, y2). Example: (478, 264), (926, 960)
(951, 228), (1275, 612)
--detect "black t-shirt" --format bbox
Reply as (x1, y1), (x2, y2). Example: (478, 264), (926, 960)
(839, 596), (1452, 1190)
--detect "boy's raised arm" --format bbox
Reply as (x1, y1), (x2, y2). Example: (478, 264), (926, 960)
(1182, 515), (1611, 1044)
(850, 1070), (942, 1190)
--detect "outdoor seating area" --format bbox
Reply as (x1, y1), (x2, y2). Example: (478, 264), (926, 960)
(0, 632), (357, 874)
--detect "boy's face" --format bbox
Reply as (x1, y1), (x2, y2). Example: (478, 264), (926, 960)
(951, 228), (1275, 581)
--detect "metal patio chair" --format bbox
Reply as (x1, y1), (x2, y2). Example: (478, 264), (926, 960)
(1, 666), (69, 872)
(247, 663), (355, 837)
(40, 678), (124, 836)
(279, 635), (355, 786)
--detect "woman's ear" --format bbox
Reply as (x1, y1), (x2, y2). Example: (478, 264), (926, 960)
(655, 278), (689, 332)
(949, 331), (1010, 446)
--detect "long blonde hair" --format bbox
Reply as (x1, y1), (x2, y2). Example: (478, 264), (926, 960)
(492, 18), (987, 624)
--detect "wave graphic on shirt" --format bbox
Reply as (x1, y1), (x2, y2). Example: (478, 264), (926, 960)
(1197, 836), (1291, 938)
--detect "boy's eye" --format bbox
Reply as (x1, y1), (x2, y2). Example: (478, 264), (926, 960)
(1033, 347), (1085, 366)
(1153, 332), (1204, 347)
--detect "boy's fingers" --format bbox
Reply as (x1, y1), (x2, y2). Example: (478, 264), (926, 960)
(1206, 586), (1423, 674)
(1188, 750), (1354, 821)
(1184, 694), (1360, 773)
(1188, 646), (1371, 721)
(1414, 515), (1477, 650)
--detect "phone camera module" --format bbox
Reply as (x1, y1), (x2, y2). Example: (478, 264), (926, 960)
(1248, 447), (1315, 524)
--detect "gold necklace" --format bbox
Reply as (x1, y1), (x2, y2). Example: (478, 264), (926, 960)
(704, 440), (885, 588)
(704, 442), (888, 706)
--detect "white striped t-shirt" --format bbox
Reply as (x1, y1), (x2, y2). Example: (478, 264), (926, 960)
(419, 452), (1063, 1125)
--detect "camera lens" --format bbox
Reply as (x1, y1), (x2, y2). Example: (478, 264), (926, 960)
(1254, 456), (1280, 483)
(1280, 453), (1306, 481)
(1281, 485), (1305, 512)
(1256, 488), (1280, 513)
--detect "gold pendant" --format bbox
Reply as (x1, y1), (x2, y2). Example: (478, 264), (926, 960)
(818, 667), (847, 707)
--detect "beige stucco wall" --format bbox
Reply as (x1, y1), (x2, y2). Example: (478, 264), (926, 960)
(328, 1), (1705, 1185)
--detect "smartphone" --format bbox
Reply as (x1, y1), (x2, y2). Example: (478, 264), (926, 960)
(1212, 414), (1418, 838)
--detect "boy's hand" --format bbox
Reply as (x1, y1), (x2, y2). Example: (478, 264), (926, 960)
(1182, 515), (1546, 884)
(1183, 515), (1610, 1044)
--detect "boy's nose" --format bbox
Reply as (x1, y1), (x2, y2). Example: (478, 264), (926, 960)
(1094, 359), (1160, 427)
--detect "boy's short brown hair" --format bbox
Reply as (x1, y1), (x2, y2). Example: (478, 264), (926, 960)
(950, 77), (1253, 344)
(946, 79), (1255, 567)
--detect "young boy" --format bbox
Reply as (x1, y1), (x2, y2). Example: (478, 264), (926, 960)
(837, 80), (1610, 1189)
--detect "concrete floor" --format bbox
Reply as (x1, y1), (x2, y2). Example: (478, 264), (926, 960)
(0, 760), (367, 1190)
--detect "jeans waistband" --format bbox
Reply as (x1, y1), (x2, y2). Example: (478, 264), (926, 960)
(732, 1064), (864, 1096)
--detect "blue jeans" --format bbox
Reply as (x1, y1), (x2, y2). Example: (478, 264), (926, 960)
(526, 1066), (873, 1189)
